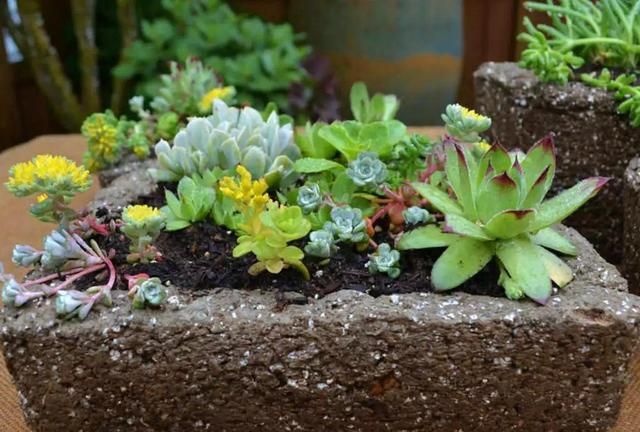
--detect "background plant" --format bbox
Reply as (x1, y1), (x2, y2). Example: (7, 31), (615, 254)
(519, 0), (640, 125)
(114, 0), (311, 114)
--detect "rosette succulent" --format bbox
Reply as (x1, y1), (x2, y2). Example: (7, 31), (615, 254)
(346, 152), (388, 188)
(304, 229), (339, 259)
(150, 100), (301, 187)
(121, 205), (166, 263)
(403, 206), (432, 226)
(325, 206), (368, 244)
(129, 276), (168, 309)
(297, 183), (323, 213)
(162, 176), (216, 231)
(367, 243), (401, 278)
(397, 136), (607, 304)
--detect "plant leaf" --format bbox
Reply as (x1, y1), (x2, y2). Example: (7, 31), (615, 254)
(529, 177), (609, 231)
(522, 165), (552, 208)
(484, 209), (535, 239)
(521, 134), (556, 193)
(444, 214), (492, 240)
(529, 227), (577, 256)
(535, 244), (573, 288)
(396, 225), (459, 250)
(495, 236), (551, 304)
(165, 219), (191, 231)
(431, 237), (494, 291)
(411, 182), (463, 216)
(476, 172), (520, 223)
(445, 141), (476, 220)
(293, 157), (344, 173)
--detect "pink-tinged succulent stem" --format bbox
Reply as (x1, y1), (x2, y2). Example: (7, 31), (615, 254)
(369, 206), (389, 225)
(72, 233), (100, 258)
(42, 263), (106, 296)
(23, 265), (88, 287)
(368, 238), (379, 250)
(94, 245), (117, 299)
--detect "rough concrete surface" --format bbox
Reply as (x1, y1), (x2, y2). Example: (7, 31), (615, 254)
(474, 62), (640, 267)
(624, 157), (640, 293)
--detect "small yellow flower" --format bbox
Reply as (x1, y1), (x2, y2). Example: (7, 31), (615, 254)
(36, 193), (49, 203)
(6, 154), (92, 195)
(199, 86), (235, 112)
(83, 114), (119, 162)
(475, 140), (492, 153)
(219, 165), (270, 211)
(123, 205), (162, 224)
(459, 105), (488, 123)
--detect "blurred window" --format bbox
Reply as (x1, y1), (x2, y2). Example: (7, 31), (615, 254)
(3, 0), (23, 63)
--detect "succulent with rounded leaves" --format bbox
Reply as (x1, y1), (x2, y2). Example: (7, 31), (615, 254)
(304, 229), (339, 258)
(441, 104), (491, 143)
(1, 277), (44, 307)
(150, 100), (301, 187)
(403, 206), (432, 226)
(325, 206), (368, 244)
(297, 183), (323, 213)
(41, 230), (103, 271)
(367, 243), (401, 278)
(55, 290), (95, 320)
(129, 277), (168, 309)
(346, 152), (388, 188)
(397, 136), (608, 304)
(12, 245), (43, 267)
(121, 205), (166, 263)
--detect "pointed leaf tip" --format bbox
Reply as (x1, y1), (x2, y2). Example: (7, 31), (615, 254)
(494, 172), (516, 188)
(529, 134), (556, 156)
(593, 176), (610, 191)
(533, 165), (551, 187)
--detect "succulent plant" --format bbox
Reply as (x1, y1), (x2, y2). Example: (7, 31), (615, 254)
(41, 230), (103, 271)
(162, 176), (216, 231)
(304, 229), (339, 258)
(397, 136), (607, 304)
(12, 245), (43, 267)
(441, 104), (491, 143)
(367, 243), (401, 278)
(402, 206), (432, 226)
(325, 206), (368, 244)
(1, 277), (43, 307)
(120, 205), (166, 263)
(350, 82), (399, 123)
(129, 276), (168, 309)
(346, 152), (388, 188)
(297, 183), (323, 213)
(296, 122), (337, 159)
(150, 100), (301, 187)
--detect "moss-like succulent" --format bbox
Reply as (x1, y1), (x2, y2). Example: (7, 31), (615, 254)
(398, 136), (607, 304)
(150, 100), (301, 187)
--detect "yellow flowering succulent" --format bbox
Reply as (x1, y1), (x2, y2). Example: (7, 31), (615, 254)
(442, 103), (492, 143)
(121, 205), (166, 263)
(219, 165), (271, 212)
(198, 86), (236, 113)
(81, 111), (124, 172)
(6, 154), (92, 224)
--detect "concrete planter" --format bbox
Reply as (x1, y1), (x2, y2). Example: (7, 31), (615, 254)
(2, 170), (640, 431)
(474, 62), (640, 267)
(624, 157), (640, 293)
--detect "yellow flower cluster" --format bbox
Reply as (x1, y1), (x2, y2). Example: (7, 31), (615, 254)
(460, 106), (488, 123)
(7, 155), (92, 194)
(84, 115), (118, 161)
(123, 205), (162, 224)
(219, 165), (270, 211)
(199, 86), (235, 112)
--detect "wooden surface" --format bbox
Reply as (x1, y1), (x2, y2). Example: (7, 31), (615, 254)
(0, 132), (639, 431)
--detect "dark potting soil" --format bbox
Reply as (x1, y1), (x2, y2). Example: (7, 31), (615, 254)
(86, 186), (505, 302)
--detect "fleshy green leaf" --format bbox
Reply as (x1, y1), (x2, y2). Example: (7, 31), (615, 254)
(411, 182), (463, 216)
(521, 134), (556, 192)
(331, 172), (358, 202)
(521, 165), (552, 208)
(529, 177), (609, 231)
(476, 143), (511, 187)
(529, 227), (577, 256)
(476, 173), (520, 223)
(535, 245), (573, 288)
(293, 158), (344, 173)
(445, 142), (477, 220)
(444, 214), (491, 240)
(495, 236), (551, 304)
(396, 225), (459, 250)
(431, 237), (494, 291)
(165, 220), (191, 231)
(484, 209), (535, 239)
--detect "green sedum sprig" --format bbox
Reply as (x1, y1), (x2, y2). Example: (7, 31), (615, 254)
(581, 68), (640, 127)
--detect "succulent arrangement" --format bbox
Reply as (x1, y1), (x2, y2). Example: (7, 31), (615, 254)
(2, 81), (607, 321)
(519, 0), (640, 126)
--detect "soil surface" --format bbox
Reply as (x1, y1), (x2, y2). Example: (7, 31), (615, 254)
(85, 185), (505, 302)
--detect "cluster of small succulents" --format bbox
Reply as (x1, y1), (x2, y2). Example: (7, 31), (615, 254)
(2, 80), (608, 323)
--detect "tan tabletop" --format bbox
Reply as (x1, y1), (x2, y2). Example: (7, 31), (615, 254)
(0, 133), (638, 430)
